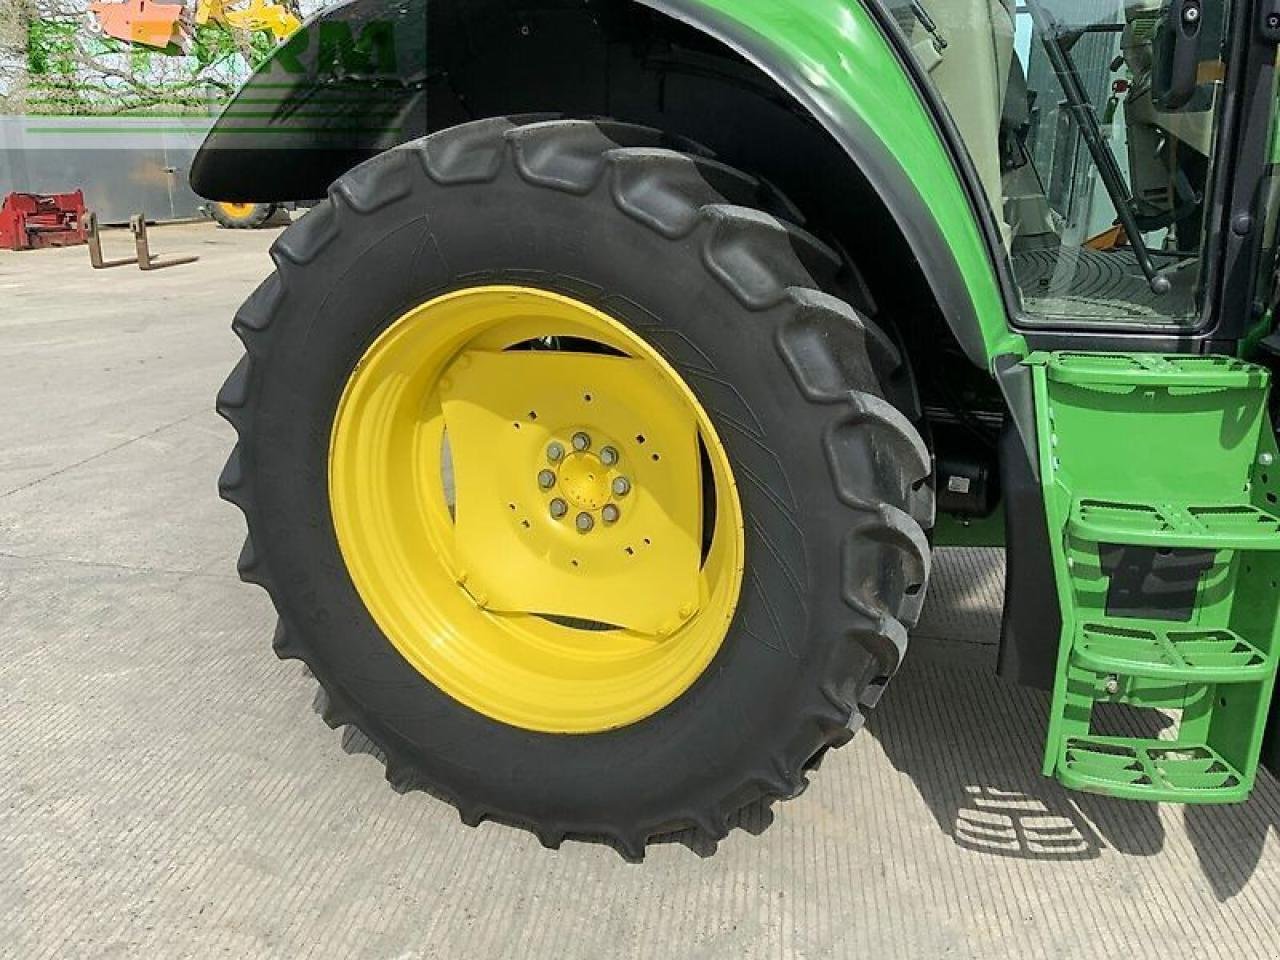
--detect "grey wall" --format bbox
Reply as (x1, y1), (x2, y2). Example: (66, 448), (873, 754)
(0, 116), (213, 223)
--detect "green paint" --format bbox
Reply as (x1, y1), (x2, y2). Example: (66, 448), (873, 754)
(273, 20), (399, 76)
(683, 0), (1022, 366)
(1029, 351), (1280, 802)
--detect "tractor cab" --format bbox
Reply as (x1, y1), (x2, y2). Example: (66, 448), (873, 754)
(894, 0), (1261, 334)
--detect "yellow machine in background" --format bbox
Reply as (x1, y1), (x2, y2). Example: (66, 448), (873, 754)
(194, 0), (299, 43)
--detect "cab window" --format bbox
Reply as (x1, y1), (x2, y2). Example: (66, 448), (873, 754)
(888, 0), (1232, 326)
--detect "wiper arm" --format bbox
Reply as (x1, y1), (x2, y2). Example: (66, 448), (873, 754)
(909, 1), (948, 51)
(1023, 0), (1171, 294)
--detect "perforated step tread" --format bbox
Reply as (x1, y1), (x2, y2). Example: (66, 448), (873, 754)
(1069, 498), (1280, 550)
(1059, 737), (1250, 803)
(1045, 351), (1266, 388)
(1073, 620), (1271, 684)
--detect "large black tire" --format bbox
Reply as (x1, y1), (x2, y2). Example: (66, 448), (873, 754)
(217, 118), (934, 858)
(209, 201), (277, 229)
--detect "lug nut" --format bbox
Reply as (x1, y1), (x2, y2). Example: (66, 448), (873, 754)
(1259, 452), (1275, 467)
(538, 469), (556, 489)
(576, 512), (594, 533)
(546, 442), (565, 463)
(572, 432), (591, 452)
(602, 504), (620, 524)
(549, 498), (568, 519)
(612, 476), (631, 497)
(1105, 676), (1120, 695)
(600, 446), (619, 466)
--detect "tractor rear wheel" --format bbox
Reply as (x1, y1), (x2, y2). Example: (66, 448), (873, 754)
(210, 201), (277, 229)
(217, 118), (933, 857)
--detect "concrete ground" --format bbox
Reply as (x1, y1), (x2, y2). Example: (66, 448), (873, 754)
(2, 221), (1280, 960)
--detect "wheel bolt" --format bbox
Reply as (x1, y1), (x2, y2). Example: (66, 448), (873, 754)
(546, 442), (564, 463)
(602, 504), (620, 524)
(600, 446), (619, 466)
(572, 432), (591, 452)
(576, 512), (594, 533)
(549, 498), (568, 519)
(612, 476), (631, 497)
(537, 469), (556, 489)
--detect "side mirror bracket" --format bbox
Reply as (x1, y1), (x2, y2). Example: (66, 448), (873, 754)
(1152, 0), (1203, 110)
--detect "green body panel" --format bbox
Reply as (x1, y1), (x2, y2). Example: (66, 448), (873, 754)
(665, 0), (1021, 365)
(1029, 351), (1280, 803)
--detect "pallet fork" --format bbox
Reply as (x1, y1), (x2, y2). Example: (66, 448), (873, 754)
(87, 213), (199, 271)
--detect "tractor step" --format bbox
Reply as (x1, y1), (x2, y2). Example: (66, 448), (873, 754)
(1073, 620), (1270, 684)
(1058, 738), (1248, 803)
(1069, 498), (1280, 550)
(1029, 351), (1280, 804)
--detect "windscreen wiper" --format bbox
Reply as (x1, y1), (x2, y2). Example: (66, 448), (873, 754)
(1023, 0), (1171, 294)
(909, 1), (948, 51)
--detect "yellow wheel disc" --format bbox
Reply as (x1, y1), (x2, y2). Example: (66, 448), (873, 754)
(216, 202), (256, 218)
(328, 286), (745, 733)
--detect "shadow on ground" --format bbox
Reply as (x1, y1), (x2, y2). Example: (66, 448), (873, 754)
(870, 642), (1280, 899)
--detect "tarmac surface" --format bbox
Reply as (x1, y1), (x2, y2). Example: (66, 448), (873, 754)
(3, 221), (1279, 959)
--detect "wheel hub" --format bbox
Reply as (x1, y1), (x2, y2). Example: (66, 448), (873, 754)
(546, 441), (630, 530)
(438, 347), (703, 636)
(555, 450), (613, 511)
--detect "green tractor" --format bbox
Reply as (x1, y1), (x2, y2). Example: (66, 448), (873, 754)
(192, 0), (1280, 857)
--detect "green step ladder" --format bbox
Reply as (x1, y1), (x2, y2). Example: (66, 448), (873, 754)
(1031, 352), (1280, 803)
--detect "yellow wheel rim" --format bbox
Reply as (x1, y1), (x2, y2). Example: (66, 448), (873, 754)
(217, 202), (256, 218)
(329, 286), (746, 733)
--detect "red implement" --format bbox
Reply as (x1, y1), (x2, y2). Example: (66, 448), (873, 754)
(0, 191), (89, 251)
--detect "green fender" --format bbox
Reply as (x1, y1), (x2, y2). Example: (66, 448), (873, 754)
(190, 0), (1024, 367)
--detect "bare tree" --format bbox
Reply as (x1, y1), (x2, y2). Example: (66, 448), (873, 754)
(0, 0), (35, 113)
(17, 0), (275, 116)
